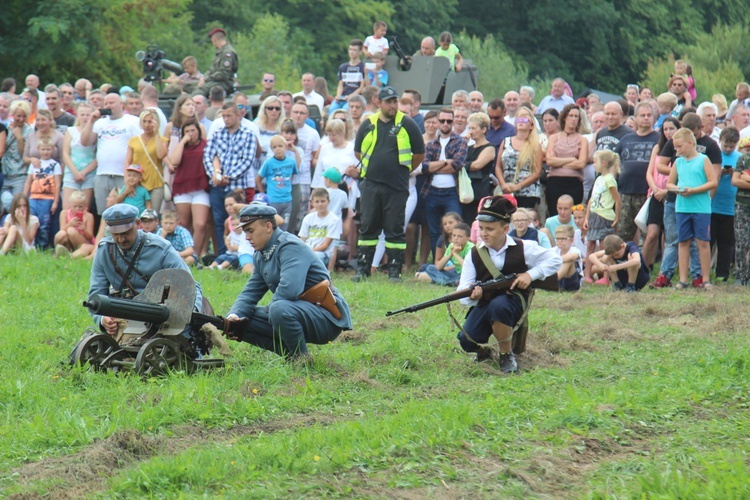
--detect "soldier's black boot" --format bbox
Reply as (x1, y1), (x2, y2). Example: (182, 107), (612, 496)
(386, 249), (405, 283)
(351, 246), (375, 282)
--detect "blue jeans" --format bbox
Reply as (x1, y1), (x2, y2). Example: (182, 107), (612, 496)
(662, 200), (700, 280)
(29, 198), (53, 249)
(426, 187), (462, 255)
(210, 186), (230, 256)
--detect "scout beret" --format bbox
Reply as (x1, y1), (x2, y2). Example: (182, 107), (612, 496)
(102, 204), (139, 234)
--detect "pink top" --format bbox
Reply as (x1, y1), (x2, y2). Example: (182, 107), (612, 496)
(549, 133), (584, 181)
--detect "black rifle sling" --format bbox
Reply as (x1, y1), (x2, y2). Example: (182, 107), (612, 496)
(108, 237), (147, 296)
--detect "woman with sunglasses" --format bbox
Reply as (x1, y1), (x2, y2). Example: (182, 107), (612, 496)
(255, 95), (285, 168)
(498, 107), (542, 210)
(545, 104), (588, 215)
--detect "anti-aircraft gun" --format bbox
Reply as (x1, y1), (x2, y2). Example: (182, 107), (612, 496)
(73, 269), (245, 376)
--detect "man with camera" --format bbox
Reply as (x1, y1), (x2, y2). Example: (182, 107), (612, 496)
(80, 92), (141, 215)
(198, 28), (238, 97)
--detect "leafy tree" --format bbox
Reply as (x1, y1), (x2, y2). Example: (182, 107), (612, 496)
(453, 32), (529, 100)
(231, 14), (305, 95)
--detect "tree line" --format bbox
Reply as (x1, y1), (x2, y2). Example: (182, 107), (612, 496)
(1, 0), (748, 101)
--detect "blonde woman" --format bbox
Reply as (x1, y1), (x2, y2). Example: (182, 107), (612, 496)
(255, 95), (285, 167)
(61, 102), (97, 210)
(498, 107), (543, 208)
(461, 112), (496, 221)
(125, 109), (168, 212)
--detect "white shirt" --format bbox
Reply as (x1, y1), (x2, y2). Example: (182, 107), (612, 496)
(457, 237), (562, 306)
(299, 211), (342, 258)
(293, 90), (325, 113)
(327, 188), (349, 218)
(554, 245), (583, 277)
(146, 106), (168, 136)
(364, 36), (389, 55)
(312, 140), (357, 188)
(92, 114), (142, 176)
(431, 136), (456, 188)
(294, 124), (321, 185)
(740, 126), (750, 140)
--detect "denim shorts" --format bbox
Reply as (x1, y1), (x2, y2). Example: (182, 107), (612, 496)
(676, 212), (710, 242)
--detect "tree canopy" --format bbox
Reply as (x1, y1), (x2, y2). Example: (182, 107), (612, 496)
(0, 0), (747, 100)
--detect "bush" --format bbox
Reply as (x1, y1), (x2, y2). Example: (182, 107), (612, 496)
(453, 32), (529, 100)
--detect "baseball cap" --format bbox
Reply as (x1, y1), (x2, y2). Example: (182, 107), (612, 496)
(322, 167), (342, 184)
(378, 86), (398, 101)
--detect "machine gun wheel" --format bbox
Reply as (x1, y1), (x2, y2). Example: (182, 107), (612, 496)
(74, 334), (119, 371)
(100, 348), (134, 373)
(135, 337), (194, 377)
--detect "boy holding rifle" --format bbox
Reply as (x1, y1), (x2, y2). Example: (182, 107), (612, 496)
(456, 196), (561, 373)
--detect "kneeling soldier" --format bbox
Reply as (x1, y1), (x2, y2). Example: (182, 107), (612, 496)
(225, 204), (352, 362)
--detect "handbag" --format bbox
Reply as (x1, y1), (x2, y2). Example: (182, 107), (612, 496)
(634, 196), (651, 233)
(138, 135), (172, 202)
(458, 166), (475, 204)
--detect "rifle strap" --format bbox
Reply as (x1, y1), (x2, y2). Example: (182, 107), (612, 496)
(108, 237), (147, 296)
(446, 302), (490, 348)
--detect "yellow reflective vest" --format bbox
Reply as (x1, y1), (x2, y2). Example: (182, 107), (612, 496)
(359, 110), (413, 177)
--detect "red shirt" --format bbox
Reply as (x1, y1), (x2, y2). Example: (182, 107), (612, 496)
(173, 139), (209, 195)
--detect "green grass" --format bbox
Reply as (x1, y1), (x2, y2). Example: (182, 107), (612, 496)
(1, 253), (749, 498)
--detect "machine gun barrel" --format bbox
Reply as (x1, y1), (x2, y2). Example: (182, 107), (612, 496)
(83, 295), (171, 324)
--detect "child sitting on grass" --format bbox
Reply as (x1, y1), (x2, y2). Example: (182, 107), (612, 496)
(54, 190), (95, 259)
(116, 164), (152, 213)
(210, 214), (242, 270)
(509, 208), (551, 248)
(160, 210), (197, 266)
(571, 204), (587, 258)
(588, 234), (650, 292)
(416, 222), (474, 286)
(666, 128), (718, 290)
(0, 193), (39, 255)
(553, 225), (582, 291)
(299, 188), (342, 267)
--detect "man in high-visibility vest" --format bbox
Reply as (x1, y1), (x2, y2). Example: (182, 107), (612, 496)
(349, 86), (425, 282)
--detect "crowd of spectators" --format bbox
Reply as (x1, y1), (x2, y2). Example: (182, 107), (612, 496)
(2, 31), (750, 290)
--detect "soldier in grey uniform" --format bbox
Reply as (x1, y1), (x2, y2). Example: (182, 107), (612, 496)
(225, 204), (352, 362)
(88, 204), (202, 334)
(197, 28), (238, 97)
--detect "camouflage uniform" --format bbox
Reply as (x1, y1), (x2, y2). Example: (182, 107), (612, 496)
(198, 43), (238, 96)
(734, 193), (750, 285)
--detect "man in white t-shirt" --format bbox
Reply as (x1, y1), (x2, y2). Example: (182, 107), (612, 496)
(293, 73), (325, 114)
(289, 102), (321, 232)
(25, 74), (47, 109)
(81, 92), (142, 213)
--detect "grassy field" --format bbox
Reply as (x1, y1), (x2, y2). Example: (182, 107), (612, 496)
(0, 253), (748, 498)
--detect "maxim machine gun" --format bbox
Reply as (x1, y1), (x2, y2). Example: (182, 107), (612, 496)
(73, 269), (244, 376)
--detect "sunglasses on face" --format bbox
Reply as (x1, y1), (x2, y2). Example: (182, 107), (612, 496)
(237, 104), (248, 110)
(516, 117), (530, 124)
(264, 79), (274, 83)
(438, 119), (453, 124)
(266, 106), (281, 111)
(489, 115), (503, 121)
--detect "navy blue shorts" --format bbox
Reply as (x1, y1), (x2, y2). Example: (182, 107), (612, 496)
(559, 272), (581, 291)
(676, 212), (711, 242)
(457, 293), (524, 353)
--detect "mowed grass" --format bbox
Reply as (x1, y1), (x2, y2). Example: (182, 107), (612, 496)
(0, 253), (749, 498)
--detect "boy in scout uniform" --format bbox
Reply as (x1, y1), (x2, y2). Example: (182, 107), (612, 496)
(456, 197), (561, 373)
(224, 204), (352, 362)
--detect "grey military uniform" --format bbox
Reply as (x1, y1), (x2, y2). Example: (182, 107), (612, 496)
(229, 228), (352, 356)
(199, 43), (238, 96)
(89, 230), (202, 326)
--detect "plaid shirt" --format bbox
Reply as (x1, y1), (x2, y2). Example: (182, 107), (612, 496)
(203, 125), (257, 190)
(164, 226), (194, 252)
(420, 133), (468, 197)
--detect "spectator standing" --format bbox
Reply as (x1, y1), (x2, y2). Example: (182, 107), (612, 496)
(294, 73), (325, 112)
(289, 102), (321, 233)
(421, 108), (468, 254)
(545, 104), (588, 212)
(614, 102), (660, 243)
(81, 92), (141, 215)
(44, 87), (75, 129)
(498, 107), (542, 210)
(350, 86), (425, 281)
(595, 101), (630, 152)
(61, 102), (97, 211)
(537, 79), (575, 114)
(2, 101), (34, 196)
(461, 112), (496, 222)
(330, 39), (366, 113)
(125, 109), (169, 212)
(485, 99), (515, 147)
